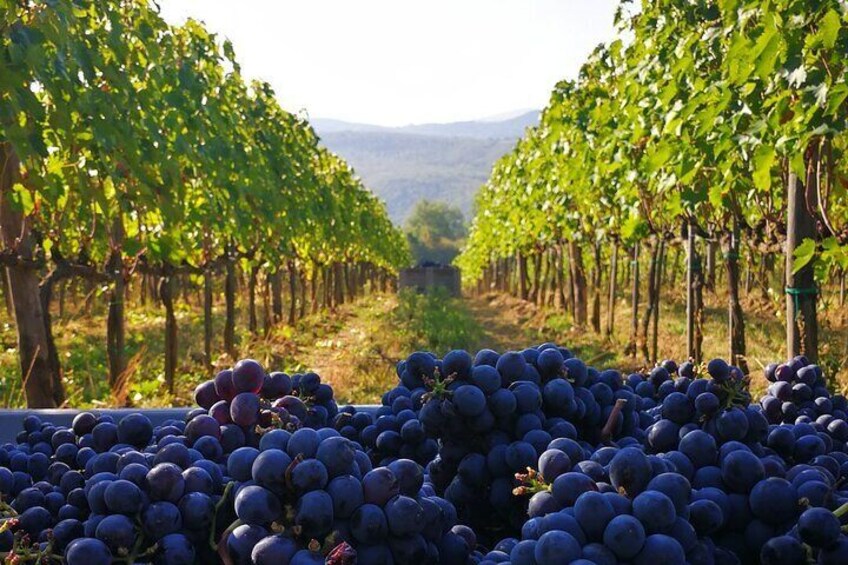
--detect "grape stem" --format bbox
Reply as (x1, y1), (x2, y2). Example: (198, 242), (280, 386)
(833, 500), (848, 518)
(208, 481), (236, 551)
(216, 518), (242, 565)
(601, 398), (628, 443)
(513, 467), (550, 496)
(422, 369), (456, 402)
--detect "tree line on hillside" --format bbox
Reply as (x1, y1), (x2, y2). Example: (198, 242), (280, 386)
(1, 0), (408, 407)
(457, 0), (848, 374)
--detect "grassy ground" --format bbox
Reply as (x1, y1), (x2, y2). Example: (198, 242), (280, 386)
(473, 287), (848, 398)
(0, 282), (844, 407)
(0, 288), (487, 408)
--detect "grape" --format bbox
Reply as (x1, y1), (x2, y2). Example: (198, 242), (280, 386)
(350, 503), (388, 544)
(720, 449), (765, 493)
(707, 359), (730, 382)
(227, 447), (260, 482)
(116, 413), (153, 447)
(227, 524), (269, 564)
(10, 351), (848, 565)
(251, 449), (292, 495)
(818, 536), (848, 565)
(749, 478), (799, 525)
(179, 491), (215, 530)
(716, 408), (749, 442)
(573, 491), (615, 541)
(389, 533), (428, 561)
(760, 535), (806, 565)
(261, 371), (292, 399)
(552, 472), (597, 507)
(603, 514), (645, 559)
(52, 518), (84, 552)
(327, 475), (364, 519)
(646, 472), (691, 514)
(632, 491), (676, 534)
(72, 413), (98, 437)
(94, 514), (135, 553)
(194, 380), (221, 409)
(537, 449), (571, 482)
(290, 459), (328, 492)
(233, 359), (266, 394)
(496, 351), (526, 384)
(153, 442), (191, 469)
(608, 447), (652, 496)
(387, 458), (424, 496)
(252, 534), (298, 564)
(563, 358), (588, 386)
(64, 538), (112, 565)
(146, 463), (185, 502)
(797, 507), (841, 548)
(315, 436), (356, 478)
(362, 467), (399, 506)
(385, 495), (425, 536)
(234, 485), (282, 525)
(453, 385), (487, 417)
(214, 369), (237, 401)
(472, 365), (502, 394)
(294, 490), (334, 538)
(442, 349), (473, 380)
(688, 499), (724, 535)
(18, 506), (52, 537)
(678, 430), (717, 468)
(581, 543), (617, 565)
(534, 530), (581, 564)
(103, 479), (143, 515)
(633, 534), (686, 564)
(158, 533), (195, 565)
(185, 414), (221, 443)
(230, 392), (260, 427)
(287, 428), (321, 459)
(143, 501), (182, 539)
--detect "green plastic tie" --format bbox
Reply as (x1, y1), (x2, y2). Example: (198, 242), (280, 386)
(785, 286), (818, 315)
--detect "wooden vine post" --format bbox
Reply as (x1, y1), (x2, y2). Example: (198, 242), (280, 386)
(0, 144), (57, 407)
(686, 220), (696, 360)
(606, 244), (617, 338)
(626, 244), (639, 357)
(785, 167), (818, 362)
(725, 220), (747, 372)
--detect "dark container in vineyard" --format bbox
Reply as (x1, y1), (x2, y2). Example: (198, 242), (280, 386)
(399, 264), (461, 297)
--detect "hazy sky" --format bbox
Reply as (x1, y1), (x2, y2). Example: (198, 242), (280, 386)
(158, 0), (619, 127)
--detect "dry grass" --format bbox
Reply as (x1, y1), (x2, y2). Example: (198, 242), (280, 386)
(0, 282), (843, 408)
(468, 285), (848, 398)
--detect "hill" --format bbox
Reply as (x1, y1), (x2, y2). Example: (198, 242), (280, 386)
(313, 111), (538, 223)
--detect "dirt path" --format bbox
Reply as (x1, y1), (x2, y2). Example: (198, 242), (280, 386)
(293, 294), (403, 403)
(291, 292), (538, 403)
(463, 293), (539, 351)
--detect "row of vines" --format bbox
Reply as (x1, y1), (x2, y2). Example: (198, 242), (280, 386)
(1, 0), (409, 407)
(458, 0), (848, 375)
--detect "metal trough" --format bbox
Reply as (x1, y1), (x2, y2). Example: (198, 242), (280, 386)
(0, 406), (381, 443)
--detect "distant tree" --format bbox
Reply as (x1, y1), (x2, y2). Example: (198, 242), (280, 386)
(404, 200), (467, 265)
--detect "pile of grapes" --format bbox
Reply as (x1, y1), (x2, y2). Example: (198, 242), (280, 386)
(1, 347), (848, 565)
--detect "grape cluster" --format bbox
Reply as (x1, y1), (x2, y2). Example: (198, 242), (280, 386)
(332, 403), (439, 467)
(0, 359), (472, 565)
(382, 346), (642, 542)
(4, 349), (848, 564)
(0, 410), (227, 565)
(194, 359), (342, 448)
(760, 356), (848, 434)
(226, 428), (471, 565)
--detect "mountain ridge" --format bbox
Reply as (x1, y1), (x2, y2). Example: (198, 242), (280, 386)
(313, 111), (538, 224)
(313, 110), (539, 140)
